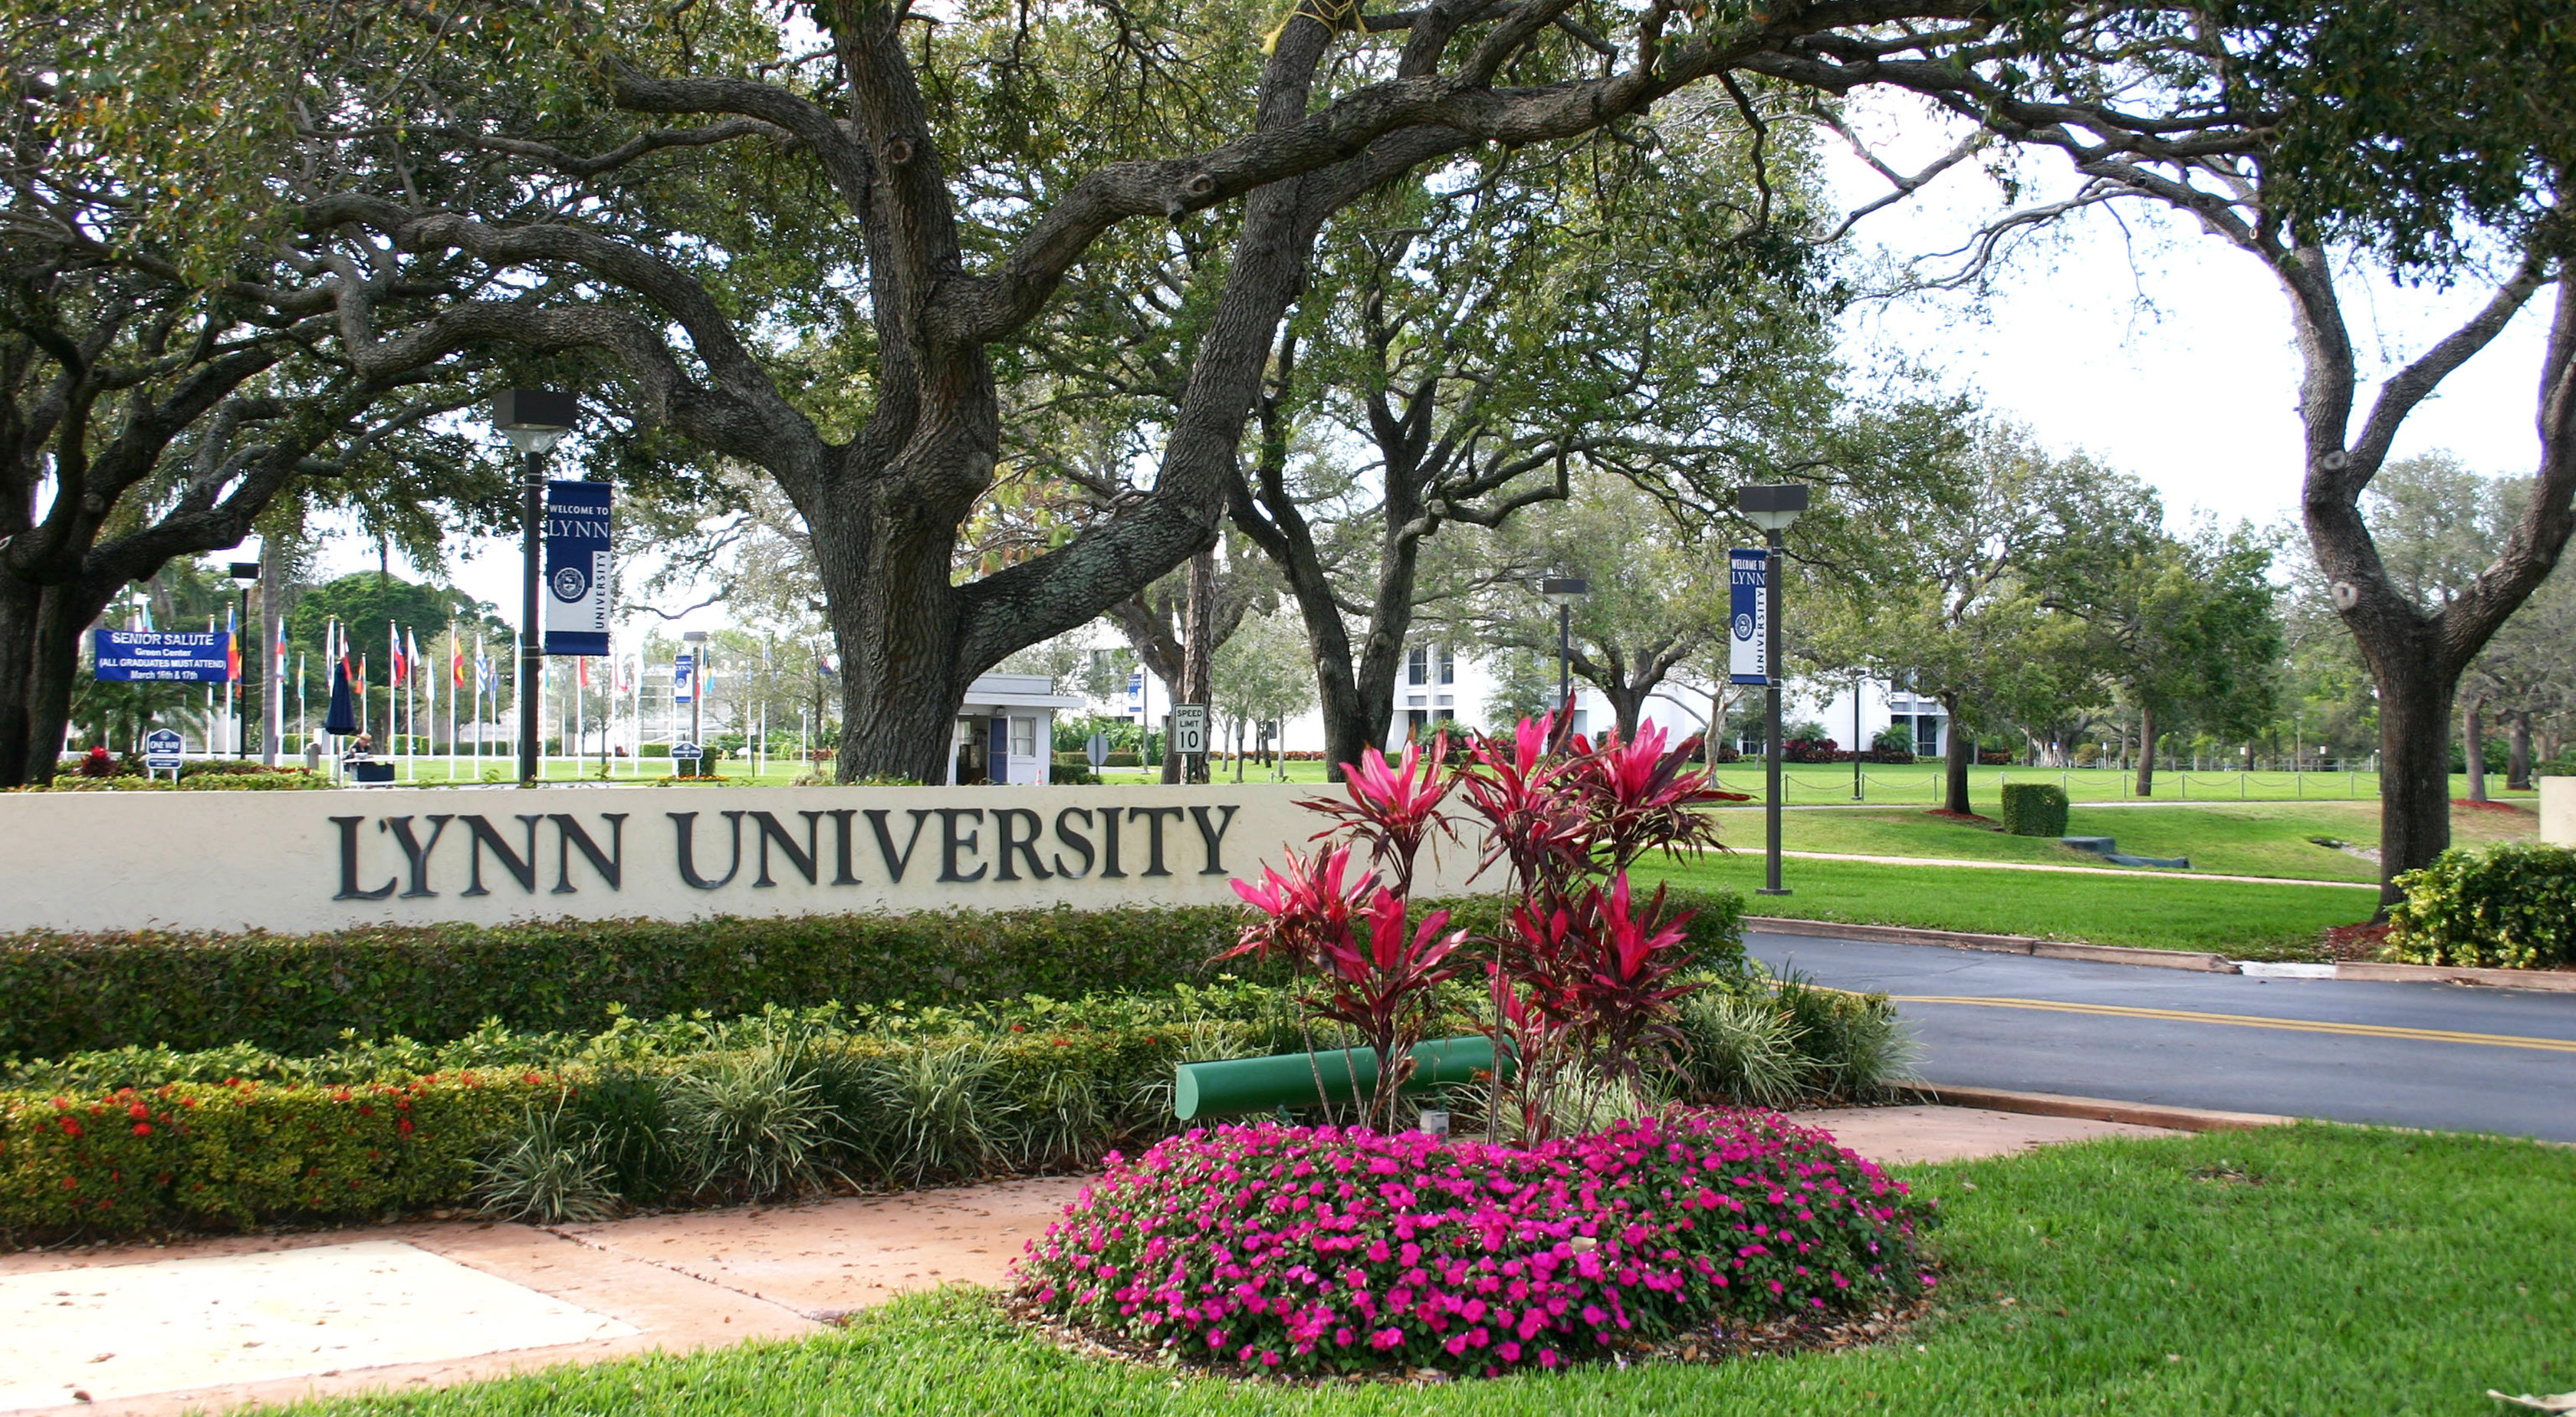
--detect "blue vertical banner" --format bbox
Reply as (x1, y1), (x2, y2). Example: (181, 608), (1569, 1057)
(543, 480), (613, 656)
(1727, 547), (1769, 685)
(672, 652), (695, 705)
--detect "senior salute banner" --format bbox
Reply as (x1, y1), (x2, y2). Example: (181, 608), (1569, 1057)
(94, 629), (233, 682)
(543, 480), (613, 656)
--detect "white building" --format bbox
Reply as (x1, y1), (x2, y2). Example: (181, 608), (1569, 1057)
(948, 673), (1086, 785)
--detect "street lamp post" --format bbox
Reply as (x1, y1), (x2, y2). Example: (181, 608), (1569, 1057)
(495, 390), (578, 786)
(1539, 577), (1589, 731)
(1737, 484), (1809, 897)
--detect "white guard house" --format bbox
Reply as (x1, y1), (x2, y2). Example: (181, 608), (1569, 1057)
(951, 672), (1086, 785)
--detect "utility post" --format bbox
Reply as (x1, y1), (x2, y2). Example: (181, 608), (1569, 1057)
(495, 390), (577, 786)
(1737, 485), (1809, 898)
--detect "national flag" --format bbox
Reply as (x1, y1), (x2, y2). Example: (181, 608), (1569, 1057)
(578, 656), (590, 689)
(412, 630), (431, 709)
(356, 653), (368, 697)
(273, 618), (288, 682)
(389, 623), (406, 688)
(452, 632), (465, 689)
(475, 635), (492, 694)
(224, 605), (241, 682)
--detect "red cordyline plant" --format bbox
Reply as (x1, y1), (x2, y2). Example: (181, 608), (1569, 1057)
(1228, 739), (1468, 1126)
(1229, 718), (1741, 1142)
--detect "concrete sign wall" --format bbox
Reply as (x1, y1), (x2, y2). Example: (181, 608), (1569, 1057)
(0, 784), (1489, 935)
(2542, 777), (2575, 848)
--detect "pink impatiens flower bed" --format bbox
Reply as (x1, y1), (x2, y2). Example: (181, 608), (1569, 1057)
(1016, 1107), (1934, 1376)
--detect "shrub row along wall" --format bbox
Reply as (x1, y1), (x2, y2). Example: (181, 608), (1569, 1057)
(2, 1073), (544, 1235)
(0, 891), (1746, 1061)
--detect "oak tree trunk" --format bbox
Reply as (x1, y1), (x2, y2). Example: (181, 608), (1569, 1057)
(2509, 711), (2533, 791)
(0, 575), (41, 784)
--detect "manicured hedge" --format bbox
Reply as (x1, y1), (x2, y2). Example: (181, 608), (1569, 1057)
(2387, 842), (2576, 969)
(0, 891), (1744, 1061)
(1999, 782), (2071, 837)
(0, 1071), (547, 1235)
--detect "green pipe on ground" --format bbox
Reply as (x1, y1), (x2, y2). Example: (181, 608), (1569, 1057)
(1173, 1035), (1508, 1121)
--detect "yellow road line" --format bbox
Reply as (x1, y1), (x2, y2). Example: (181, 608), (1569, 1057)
(1892, 995), (2576, 1054)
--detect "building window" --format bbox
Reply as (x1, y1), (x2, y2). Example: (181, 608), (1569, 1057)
(1407, 645), (1429, 685)
(1009, 716), (1036, 758)
(1438, 645), (1454, 685)
(1406, 708), (1429, 738)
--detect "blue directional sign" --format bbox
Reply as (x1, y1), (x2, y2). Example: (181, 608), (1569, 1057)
(143, 728), (184, 771)
(94, 630), (232, 682)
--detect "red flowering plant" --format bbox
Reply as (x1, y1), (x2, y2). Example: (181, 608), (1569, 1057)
(1017, 1109), (1933, 1376)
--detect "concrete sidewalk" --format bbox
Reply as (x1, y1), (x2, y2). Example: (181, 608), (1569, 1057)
(0, 1106), (2174, 1417)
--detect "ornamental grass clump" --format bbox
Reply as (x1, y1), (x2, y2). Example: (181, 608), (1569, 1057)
(1017, 1109), (1931, 1376)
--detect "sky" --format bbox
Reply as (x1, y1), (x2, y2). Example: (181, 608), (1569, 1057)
(304, 92), (2557, 638)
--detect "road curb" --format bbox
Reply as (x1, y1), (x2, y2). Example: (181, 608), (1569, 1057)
(2333, 960), (2576, 992)
(1745, 916), (2239, 974)
(1922, 1084), (2294, 1133)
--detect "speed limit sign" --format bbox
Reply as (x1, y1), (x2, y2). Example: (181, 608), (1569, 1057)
(1171, 703), (1209, 756)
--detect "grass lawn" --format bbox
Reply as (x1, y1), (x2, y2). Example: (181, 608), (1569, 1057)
(1638, 853), (2374, 958)
(1700, 801), (2537, 885)
(261, 1126), (2576, 1416)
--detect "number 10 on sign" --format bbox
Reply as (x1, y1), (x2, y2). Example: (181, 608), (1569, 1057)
(1728, 548), (1769, 685)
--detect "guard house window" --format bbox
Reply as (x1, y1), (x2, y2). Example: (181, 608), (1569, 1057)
(1407, 645), (1430, 686)
(1009, 716), (1036, 758)
(1437, 645), (1454, 685)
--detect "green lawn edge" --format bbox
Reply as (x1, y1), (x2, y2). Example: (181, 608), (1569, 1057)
(1641, 854), (2373, 959)
(254, 1125), (2576, 1416)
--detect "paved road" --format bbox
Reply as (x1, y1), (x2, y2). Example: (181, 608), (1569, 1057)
(1747, 931), (2576, 1142)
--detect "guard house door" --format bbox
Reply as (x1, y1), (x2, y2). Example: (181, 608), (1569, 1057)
(954, 715), (992, 785)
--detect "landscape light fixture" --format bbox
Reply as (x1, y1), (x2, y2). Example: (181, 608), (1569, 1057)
(495, 390), (578, 784)
(1539, 576), (1589, 725)
(1736, 485), (1809, 896)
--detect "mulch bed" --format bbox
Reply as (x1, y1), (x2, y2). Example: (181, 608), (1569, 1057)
(999, 1290), (1934, 1385)
(2318, 922), (2393, 961)
(2450, 798), (2535, 814)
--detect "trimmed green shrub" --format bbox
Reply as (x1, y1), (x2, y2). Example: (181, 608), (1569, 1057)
(0, 892), (1746, 1060)
(0, 1071), (550, 1235)
(2386, 842), (2576, 969)
(1998, 781), (2071, 837)
(1102, 750), (1142, 767)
